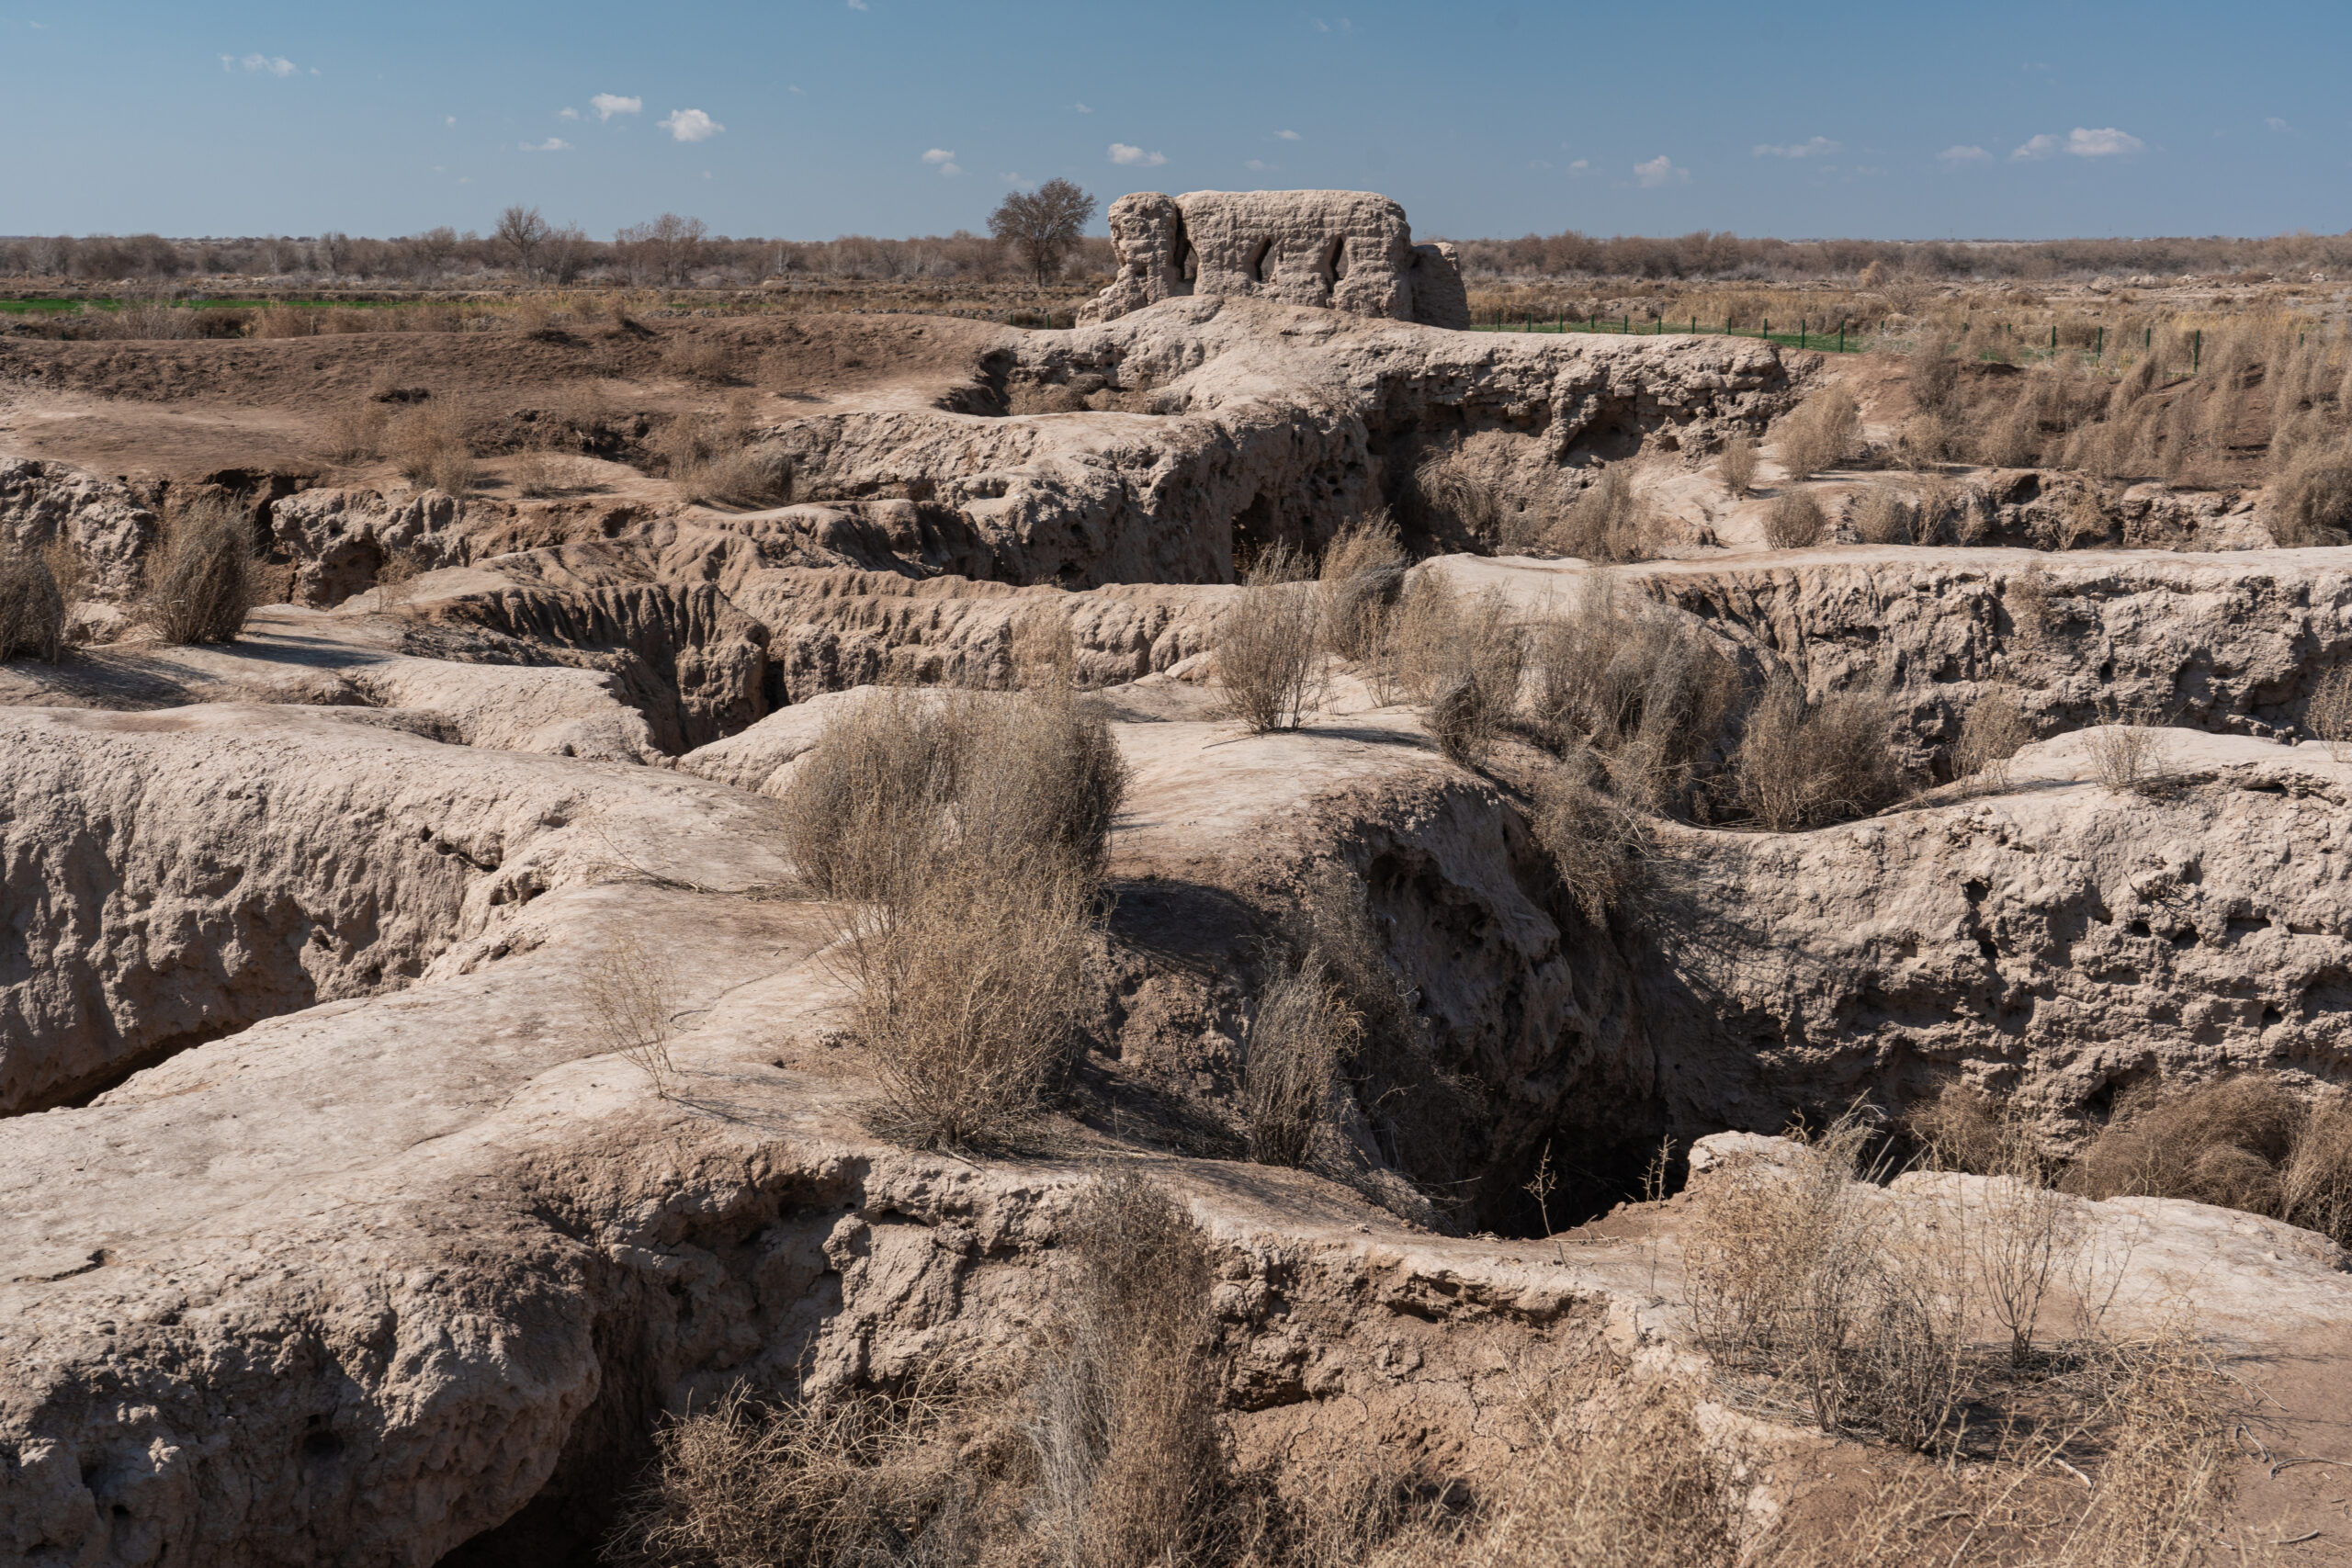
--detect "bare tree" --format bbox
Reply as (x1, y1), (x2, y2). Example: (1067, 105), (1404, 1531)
(989, 178), (1096, 285)
(495, 204), (552, 279)
(315, 231), (352, 277)
(542, 224), (589, 285)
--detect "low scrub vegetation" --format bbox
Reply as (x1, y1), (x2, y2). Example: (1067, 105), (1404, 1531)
(1716, 433), (1758, 497)
(0, 540), (68, 662)
(141, 497), (259, 645)
(1773, 386), (1860, 480)
(1690, 1105), (2251, 1567)
(1544, 463), (1668, 563)
(1761, 489), (1828, 548)
(386, 401), (479, 495)
(1216, 542), (1328, 732)
(1951, 686), (2034, 788)
(780, 684), (1127, 1147)
(1316, 512), (1406, 662)
(655, 400), (791, 507)
(1733, 679), (1905, 831)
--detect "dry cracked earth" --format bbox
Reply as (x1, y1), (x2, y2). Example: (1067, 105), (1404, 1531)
(2, 290), (2350, 1566)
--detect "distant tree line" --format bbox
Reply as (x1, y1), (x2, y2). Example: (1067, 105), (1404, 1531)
(0, 206), (1117, 288)
(1449, 228), (2352, 281)
(6, 209), (2351, 288)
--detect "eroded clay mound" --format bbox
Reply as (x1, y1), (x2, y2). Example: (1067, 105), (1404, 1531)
(0, 704), (782, 1112)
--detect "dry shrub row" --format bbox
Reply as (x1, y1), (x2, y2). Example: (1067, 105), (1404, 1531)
(0, 541), (69, 662)
(780, 683), (1128, 1148)
(141, 498), (259, 645)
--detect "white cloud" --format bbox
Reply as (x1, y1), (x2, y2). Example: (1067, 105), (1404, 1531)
(1568, 158), (1589, 172)
(520, 137), (572, 152)
(1634, 153), (1687, 187)
(2266, 116), (2292, 132)
(1109, 142), (1166, 166)
(847, 0), (867, 8)
(922, 148), (961, 176)
(1937, 144), (1993, 164)
(1245, 158), (1274, 171)
(659, 107), (723, 142)
(591, 93), (641, 120)
(789, 84), (804, 94)
(1528, 159), (1551, 171)
(2066, 126), (2144, 157)
(1752, 136), (1839, 159)
(1276, 129), (1301, 141)
(1074, 102), (1092, 113)
(558, 107), (580, 120)
(445, 115), (457, 126)
(225, 52), (299, 76)
(2013, 126), (2143, 161)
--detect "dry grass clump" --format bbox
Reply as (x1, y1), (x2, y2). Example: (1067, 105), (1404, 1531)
(2083, 711), (2162, 794)
(1762, 489), (1828, 549)
(1774, 386), (1860, 479)
(1029, 1170), (1223, 1568)
(141, 498), (259, 645)
(1757, 1326), (2243, 1568)
(1242, 951), (1359, 1168)
(1684, 1111), (1967, 1448)
(512, 450), (597, 498)
(2265, 433), (2352, 547)
(853, 859), (1099, 1148)
(2311, 665), (2352, 761)
(1717, 433), (1758, 497)
(1316, 511), (1406, 661)
(385, 401), (478, 495)
(1405, 451), (1506, 545)
(2069, 1077), (2352, 1245)
(655, 403), (792, 507)
(1523, 585), (1741, 816)
(1546, 463), (1666, 563)
(1381, 570), (1524, 764)
(319, 402), (386, 464)
(1734, 679), (1905, 830)
(582, 931), (682, 1100)
(663, 336), (739, 385)
(1952, 686), (2034, 788)
(1007, 602), (1080, 691)
(1216, 542), (1329, 733)
(609, 1382), (1011, 1567)
(0, 541), (68, 662)
(780, 686), (1127, 1148)
(1530, 767), (1650, 926)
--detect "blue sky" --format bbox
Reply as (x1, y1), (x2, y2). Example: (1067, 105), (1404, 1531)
(4, 0), (2347, 243)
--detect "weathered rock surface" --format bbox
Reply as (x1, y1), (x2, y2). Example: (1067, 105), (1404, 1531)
(0, 704), (784, 1114)
(1450, 546), (2352, 755)
(752, 298), (1792, 584)
(1642, 729), (2352, 1134)
(0, 457), (156, 600)
(1080, 188), (1471, 330)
